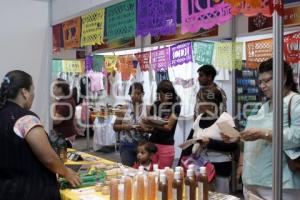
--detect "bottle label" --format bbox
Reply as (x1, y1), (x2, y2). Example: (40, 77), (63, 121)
(157, 191), (163, 200)
(185, 186), (190, 200)
(173, 188), (177, 200)
(198, 182), (203, 200)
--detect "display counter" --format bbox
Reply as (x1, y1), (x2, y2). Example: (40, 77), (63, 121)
(60, 150), (241, 200)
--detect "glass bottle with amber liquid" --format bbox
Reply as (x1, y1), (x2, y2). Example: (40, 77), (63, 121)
(185, 169), (196, 200)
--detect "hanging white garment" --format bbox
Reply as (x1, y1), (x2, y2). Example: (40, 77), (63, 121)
(93, 115), (117, 151)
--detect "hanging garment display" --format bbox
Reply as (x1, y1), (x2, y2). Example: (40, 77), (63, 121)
(87, 71), (105, 92)
(93, 116), (117, 151)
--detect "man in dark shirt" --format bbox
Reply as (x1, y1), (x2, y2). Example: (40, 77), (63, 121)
(195, 64), (227, 119)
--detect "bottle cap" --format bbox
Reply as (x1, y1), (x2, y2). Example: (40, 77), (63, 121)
(138, 166), (144, 172)
(160, 174), (166, 184)
(174, 171), (181, 180)
(175, 166), (182, 172)
(199, 167), (206, 174)
(123, 168), (129, 176)
(137, 170), (143, 175)
(188, 164), (195, 171)
(187, 169), (194, 177)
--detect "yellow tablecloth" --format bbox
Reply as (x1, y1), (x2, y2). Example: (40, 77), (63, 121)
(60, 150), (116, 200)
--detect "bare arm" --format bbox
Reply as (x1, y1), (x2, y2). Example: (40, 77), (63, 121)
(113, 106), (132, 132)
(144, 113), (178, 133)
(25, 127), (80, 187)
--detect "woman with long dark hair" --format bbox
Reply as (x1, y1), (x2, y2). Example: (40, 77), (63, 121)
(0, 70), (80, 199)
(142, 80), (181, 168)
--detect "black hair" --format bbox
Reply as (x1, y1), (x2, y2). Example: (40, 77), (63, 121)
(0, 70), (33, 109)
(156, 80), (181, 103)
(197, 64), (217, 80)
(55, 78), (70, 96)
(138, 140), (157, 154)
(198, 87), (223, 114)
(128, 82), (144, 95)
(259, 58), (298, 93)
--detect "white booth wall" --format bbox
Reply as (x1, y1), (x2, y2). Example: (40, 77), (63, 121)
(0, 0), (51, 131)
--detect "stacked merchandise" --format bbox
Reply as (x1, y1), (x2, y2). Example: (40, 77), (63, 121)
(235, 61), (263, 130)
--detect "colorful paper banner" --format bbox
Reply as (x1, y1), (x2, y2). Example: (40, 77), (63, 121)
(136, 0), (177, 37)
(53, 24), (63, 53)
(104, 56), (118, 73)
(62, 17), (81, 49)
(151, 47), (170, 72)
(284, 31), (300, 64)
(215, 42), (243, 70)
(226, 0), (272, 17)
(52, 60), (62, 72)
(193, 42), (214, 65)
(246, 39), (273, 69)
(106, 0), (136, 42)
(62, 60), (84, 73)
(170, 42), (193, 67)
(117, 55), (136, 81)
(85, 56), (93, 72)
(81, 9), (105, 47)
(93, 55), (104, 72)
(134, 52), (150, 71)
(248, 5), (300, 32)
(181, 0), (232, 33)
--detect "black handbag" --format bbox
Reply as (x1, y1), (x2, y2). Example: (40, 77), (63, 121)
(286, 95), (300, 172)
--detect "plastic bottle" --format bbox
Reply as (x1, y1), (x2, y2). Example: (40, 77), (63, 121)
(110, 178), (119, 200)
(165, 167), (174, 200)
(118, 176), (125, 200)
(185, 169), (196, 200)
(188, 164), (195, 171)
(157, 174), (168, 200)
(124, 176), (132, 200)
(175, 166), (185, 188)
(172, 171), (183, 200)
(153, 164), (159, 172)
(198, 167), (208, 200)
(148, 172), (157, 200)
(136, 171), (145, 200)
